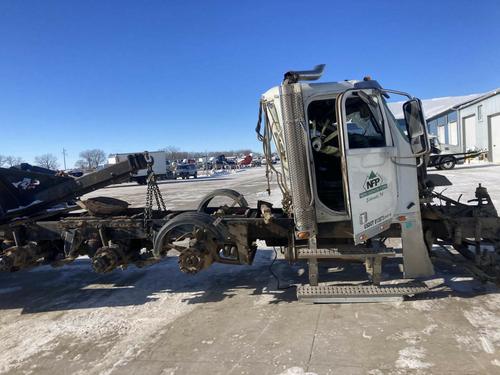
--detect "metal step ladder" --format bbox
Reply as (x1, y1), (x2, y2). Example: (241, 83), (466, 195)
(297, 246), (397, 286)
(295, 245), (428, 303)
(297, 282), (428, 303)
(297, 247), (397, 259)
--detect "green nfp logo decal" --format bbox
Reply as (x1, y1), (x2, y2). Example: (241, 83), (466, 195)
(360, 171), (388, 198)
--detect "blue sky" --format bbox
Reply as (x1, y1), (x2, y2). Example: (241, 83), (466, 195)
(1, 0), (499, 168)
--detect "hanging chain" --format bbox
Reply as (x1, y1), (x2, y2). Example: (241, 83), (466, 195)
(143, 153), (167, 235)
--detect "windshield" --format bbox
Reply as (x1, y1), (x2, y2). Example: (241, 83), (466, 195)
(381, 97), (409, 142)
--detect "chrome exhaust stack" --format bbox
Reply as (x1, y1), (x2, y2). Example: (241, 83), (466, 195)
(280, 69), (318, 236)
(283, 64), (325, 84)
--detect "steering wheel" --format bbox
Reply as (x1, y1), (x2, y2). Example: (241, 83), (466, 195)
(310, 119), (339, 155)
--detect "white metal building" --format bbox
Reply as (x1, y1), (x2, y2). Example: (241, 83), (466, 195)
(388, 89), (500, 162)
(456, 90), (500, 162)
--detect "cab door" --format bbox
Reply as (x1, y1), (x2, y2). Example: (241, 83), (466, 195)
(337, 90), (398, 244)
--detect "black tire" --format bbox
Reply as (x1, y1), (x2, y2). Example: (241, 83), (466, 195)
(194, 173), (197, 179)
(440, 156), (456, 170)
(197, 189), (249, 213)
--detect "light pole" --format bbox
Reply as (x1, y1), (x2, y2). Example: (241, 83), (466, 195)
(62, 148), (67, 170)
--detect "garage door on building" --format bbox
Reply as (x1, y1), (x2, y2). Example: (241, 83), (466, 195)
(490, 114), (500, 163)
(448, 121), (458, 145)
(437, 125), (446, 144)
(463, 115), (477, 151)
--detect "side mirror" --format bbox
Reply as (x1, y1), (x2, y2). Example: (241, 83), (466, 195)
(403, 99), (428, 155)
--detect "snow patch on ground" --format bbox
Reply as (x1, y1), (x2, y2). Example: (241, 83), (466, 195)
(0, 268), (198, 374)
(454, 334), (482, 352)
(253, 291), (278, 306)
(388, 330), (423, 345)
(277, 367), (318, 375)
(422, 324), (438, 335)
(410, 299), (444, 312)
(463, 306), (500, 354)
(479, 336), (495, 354)
(395, 347), (433, 370)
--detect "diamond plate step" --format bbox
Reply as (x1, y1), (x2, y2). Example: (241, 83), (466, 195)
(297, 247), (396, 259)
(297, 282), (428, 303)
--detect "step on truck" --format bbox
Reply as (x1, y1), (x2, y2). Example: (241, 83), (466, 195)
(1, 65), (499, 302)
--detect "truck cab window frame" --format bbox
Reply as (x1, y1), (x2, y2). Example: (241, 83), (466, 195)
(344, 95), (387, 149)
(306, 97), (346, 213)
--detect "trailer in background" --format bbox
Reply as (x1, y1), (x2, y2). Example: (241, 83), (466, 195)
(428, 135), (487, 170)
(108, 151), (173, 184)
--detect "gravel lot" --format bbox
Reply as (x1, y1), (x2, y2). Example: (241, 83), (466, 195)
(1, 164), (499, 375)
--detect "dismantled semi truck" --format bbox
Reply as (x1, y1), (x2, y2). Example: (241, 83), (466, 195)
(1, 65), (499, 302)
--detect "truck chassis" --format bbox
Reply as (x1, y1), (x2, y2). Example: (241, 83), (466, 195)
(1, 155), (499, 302)
(2, 65), (500, 302)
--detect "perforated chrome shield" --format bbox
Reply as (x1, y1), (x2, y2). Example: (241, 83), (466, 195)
(280, 83), (316, 234)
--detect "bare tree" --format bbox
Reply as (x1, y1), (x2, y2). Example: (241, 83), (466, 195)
(77, 149), (106, 170)
(4, 156), (23, 167)
(162, 146), (255, 161)
(74, 159), (87, 170)
(162, 146), (189, 160)
(34, 153), (60, 170)
(0, 155), (6, 167)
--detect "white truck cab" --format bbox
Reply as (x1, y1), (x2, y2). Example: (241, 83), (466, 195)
(259, 65), (434, 279)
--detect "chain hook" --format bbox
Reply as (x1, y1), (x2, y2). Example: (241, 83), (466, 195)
(143, 151), (167, 238)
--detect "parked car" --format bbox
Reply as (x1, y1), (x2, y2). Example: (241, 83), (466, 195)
(175, 164), (197, 179)
(213, 154), (227, 168)
(251, 159), (262, 167)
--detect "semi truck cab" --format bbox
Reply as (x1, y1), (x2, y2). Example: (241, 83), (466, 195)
(259, 65), (434, 281)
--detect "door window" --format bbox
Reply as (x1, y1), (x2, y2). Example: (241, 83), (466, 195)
(345, 96), (386, 148)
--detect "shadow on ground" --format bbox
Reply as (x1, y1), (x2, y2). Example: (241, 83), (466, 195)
(0, 249), (498, 315)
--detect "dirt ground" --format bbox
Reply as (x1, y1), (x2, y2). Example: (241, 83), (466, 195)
(1, 164), (500, 375)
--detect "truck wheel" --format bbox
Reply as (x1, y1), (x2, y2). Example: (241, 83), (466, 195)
(197, 189), (249, 213)
(440, 156), (456, 170)
(194, 173), (198, 179)
(153, 212), (231, 266)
